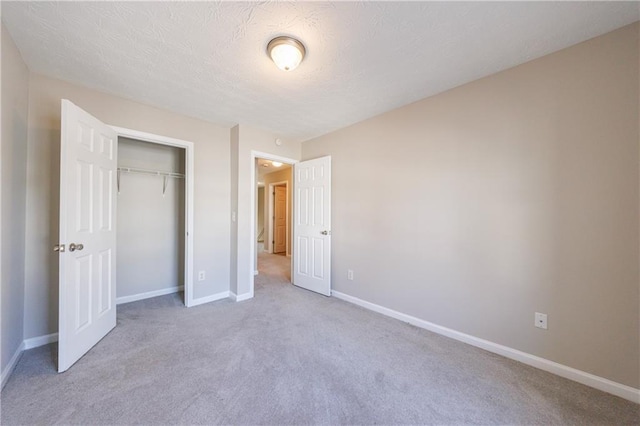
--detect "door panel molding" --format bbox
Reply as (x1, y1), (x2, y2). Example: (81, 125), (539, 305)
(292, 156), (332, 296)
(58, 100), (118, 372)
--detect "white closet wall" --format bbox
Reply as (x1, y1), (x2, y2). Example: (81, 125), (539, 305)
(116, 137), (185, 301)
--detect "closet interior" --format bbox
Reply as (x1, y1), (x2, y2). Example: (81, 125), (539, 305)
(116, 137), (186, 304)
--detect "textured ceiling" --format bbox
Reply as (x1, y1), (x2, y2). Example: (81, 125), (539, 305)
(2, 2), (638, 141)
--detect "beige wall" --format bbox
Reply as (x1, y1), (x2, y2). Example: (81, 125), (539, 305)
(1, 23), (29, 377)
(263, 167), (293, 256)
(24, 74), (231, 339)
(302, 23), (639, 388)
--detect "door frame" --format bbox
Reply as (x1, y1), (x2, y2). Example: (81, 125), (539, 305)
(110, 126), (196, 307)
(267, 180), (289, 255)
(250, 151), (297, 295)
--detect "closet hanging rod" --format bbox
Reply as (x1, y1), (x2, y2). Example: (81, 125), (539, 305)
(117, 166), (185, 178)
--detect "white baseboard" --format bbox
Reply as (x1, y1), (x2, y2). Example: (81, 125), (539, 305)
(2, 332), (59, 388)
(116, 285), (184, 305)
(229, 292), (253, 302)
(331, 290), (640, 404)
(24, 333), (58, 350)
(189, 291), (230, 307)
(1, 341), (25, 389)
(236, 293), (253, 302)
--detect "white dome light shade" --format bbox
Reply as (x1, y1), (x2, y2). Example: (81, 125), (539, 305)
(271, 161), (283, 167)
(267, 36), (306, 71)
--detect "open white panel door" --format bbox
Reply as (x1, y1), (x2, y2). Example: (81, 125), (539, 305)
(57, 100), (117, 372)
(293, 156), (331, 296)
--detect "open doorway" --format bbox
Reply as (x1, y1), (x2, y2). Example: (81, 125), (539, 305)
(255, 157), (292, 285)
(248, 150), (331, 299)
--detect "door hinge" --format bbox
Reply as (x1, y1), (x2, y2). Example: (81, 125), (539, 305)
(53, 244), (66, 253)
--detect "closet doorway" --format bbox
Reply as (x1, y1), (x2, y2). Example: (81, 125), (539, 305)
(113, 127), (195, 307)
(57, 101), (195, 372)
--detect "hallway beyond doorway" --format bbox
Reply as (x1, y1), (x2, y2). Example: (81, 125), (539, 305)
(257, 249), (291, 287)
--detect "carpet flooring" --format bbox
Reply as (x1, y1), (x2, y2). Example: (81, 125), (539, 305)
(1, 251), (638, 425)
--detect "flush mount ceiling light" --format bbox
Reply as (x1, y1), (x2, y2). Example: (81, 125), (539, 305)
(267, 36), (306, 71)
(271, 161), (283, 167)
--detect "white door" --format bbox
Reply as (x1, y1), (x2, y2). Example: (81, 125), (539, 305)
(293, 156), (331, 296)
(57, 100), (117, 372)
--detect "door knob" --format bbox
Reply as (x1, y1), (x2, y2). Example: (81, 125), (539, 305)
(53, 244), (66, 253)
(68, 243), (84, 252)
(321, 230), (331, 235)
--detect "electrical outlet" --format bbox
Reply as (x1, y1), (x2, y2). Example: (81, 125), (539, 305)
(198, 271), (206, 281)
(535, 312), (548, 330)
(347, 269), (354, 281)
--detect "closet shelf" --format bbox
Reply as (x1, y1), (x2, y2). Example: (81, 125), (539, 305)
(117, 166), (185, 195)
(117, 166), (185, 179)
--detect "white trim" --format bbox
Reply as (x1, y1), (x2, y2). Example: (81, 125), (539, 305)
(116, 286), (184, 305)
(1, 342), (25, 390)
(237, 293), (253, 302)
(331, 290), (640, 404)
(23, 333), (59, 350)
(0, 49), (2, 386)
(267, 180), (289, 256)
(110, 126), (195, 308)
(250, 151), (297, 298)
(230, 292), (253, 302)
(190, 291), (230, 307)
